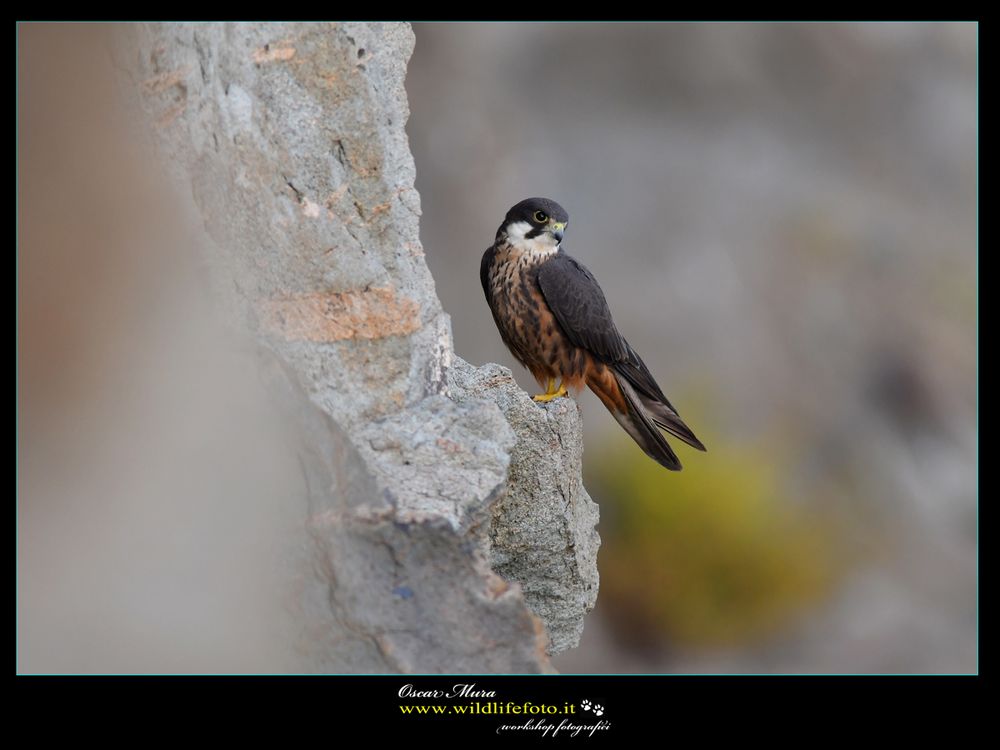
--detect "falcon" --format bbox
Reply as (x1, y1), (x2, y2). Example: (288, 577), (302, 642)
(480, 197), (706, 470)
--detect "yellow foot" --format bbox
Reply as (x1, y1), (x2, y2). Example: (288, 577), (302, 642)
(532, 382), (569, 403)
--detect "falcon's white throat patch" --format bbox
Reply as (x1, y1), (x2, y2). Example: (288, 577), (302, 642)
(503, 220), (561, 259)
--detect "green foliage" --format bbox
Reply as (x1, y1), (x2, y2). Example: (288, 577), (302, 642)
(591, 432), (840, 648)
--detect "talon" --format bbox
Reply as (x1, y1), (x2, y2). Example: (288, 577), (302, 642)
(532, 380), (569, 403)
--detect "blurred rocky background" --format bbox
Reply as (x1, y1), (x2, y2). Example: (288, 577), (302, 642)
(406, 22), (977, 673)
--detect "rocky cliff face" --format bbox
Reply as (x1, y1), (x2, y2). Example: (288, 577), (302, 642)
(118, 22), (598, 671)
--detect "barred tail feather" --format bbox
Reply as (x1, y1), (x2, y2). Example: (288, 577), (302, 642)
(588, 367), (683, 471)
(610, 356), (707, 453)
(636, 392), (707, 452)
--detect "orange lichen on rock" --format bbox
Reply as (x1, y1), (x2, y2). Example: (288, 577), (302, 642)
(142, 67), (190, 94)
(259, 286), (420, 342)
(155, 102), (186, 128)
(253, 44), (296, 64)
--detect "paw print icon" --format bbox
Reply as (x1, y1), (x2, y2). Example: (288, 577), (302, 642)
(579, 699), (605, 716)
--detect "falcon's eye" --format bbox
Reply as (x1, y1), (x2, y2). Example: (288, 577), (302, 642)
(533, 211), (548, 223)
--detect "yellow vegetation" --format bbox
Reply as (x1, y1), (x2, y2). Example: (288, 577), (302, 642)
(592, 433), (841, 647)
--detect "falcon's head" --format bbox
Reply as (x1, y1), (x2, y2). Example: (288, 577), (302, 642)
(497, 197), (569, 255)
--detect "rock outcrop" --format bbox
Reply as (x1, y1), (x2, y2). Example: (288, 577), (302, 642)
(119, 21), (599, 671)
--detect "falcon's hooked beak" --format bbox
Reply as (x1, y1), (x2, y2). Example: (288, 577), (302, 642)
(549, 222), (566, 243)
